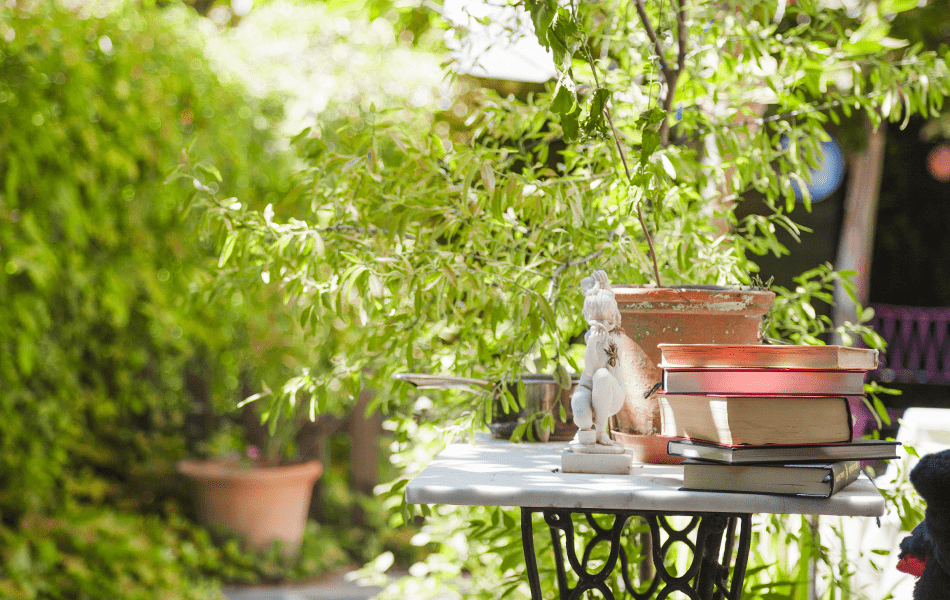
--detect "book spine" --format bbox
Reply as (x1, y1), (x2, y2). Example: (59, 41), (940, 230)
(666, 440), (732, 463)
(828, 461), (862, 497)
(843, 399), (854, 444)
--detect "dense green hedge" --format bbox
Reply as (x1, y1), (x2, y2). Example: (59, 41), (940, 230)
(0, 2), (310, 597)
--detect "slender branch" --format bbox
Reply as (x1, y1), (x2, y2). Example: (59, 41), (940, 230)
(758, 95), (880, 124)
(633, 0), (688, 146)
(674, 0), (687, 75)
(635, 202), (661, 285)
(325, 224), (394, 236)
(584, 53), (631, 181)
(582, 44), (662, 286)
(658, 0), (688, 145)
(633, 0), (673, 84)
(679, 89), (892, 144)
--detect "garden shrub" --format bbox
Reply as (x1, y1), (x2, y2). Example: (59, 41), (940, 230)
(0, 1), (329, 596)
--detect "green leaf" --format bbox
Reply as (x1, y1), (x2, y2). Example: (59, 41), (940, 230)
(561, 109), (580, 142)
(659, 154), (676, 180)
(549, 8), (579, 70)
(299, 305), (313, 330)
(802, 302), (816, 320)
(640, 130), (661, 165)
(555, 362), (571, 390)
(537, 296), (557, 326)
(872, 396), (891, 426)
(312, 231), (325, 256)
(504, 173), (519, 203)
(480, 163), (496, 197)
(195, 162), (223, 183)
(583, 88), (610, 138)
(512, 420), (529, 442)
(525, 0), (555, 48)
(551, 78), (576, 115)
(843, 40), (886, 55)
(880, 0), (918, 15)
(218, 231), (239, 268)
(565, 353), (579, 372)
(500, 550), (522, 573)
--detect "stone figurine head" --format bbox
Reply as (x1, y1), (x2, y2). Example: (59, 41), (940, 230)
(581, 270), (621, 335)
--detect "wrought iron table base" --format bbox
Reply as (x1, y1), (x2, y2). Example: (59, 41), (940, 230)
(521, 508), (752, 600)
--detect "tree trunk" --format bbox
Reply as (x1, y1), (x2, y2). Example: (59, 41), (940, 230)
(350, 388), (382, 527)
(832, 117), (887, 341)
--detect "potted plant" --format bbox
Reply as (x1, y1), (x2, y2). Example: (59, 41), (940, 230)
(176, 406), (324, 555)
(608, 285), (774, 460)
(177, 454), (322, 556)
(173, 288), (336, 555)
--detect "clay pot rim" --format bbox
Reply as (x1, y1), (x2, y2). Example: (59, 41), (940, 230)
(176, 458), (323, 484)
(612, 284), (773, 294)
(612, 285), (774, 315)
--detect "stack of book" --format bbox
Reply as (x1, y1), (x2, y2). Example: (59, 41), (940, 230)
(657, 343), (901, 498)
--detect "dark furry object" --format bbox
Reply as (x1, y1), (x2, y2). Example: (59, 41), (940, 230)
(897, 449), (950, 599)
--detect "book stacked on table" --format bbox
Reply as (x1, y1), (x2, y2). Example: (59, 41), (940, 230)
(657, 343), (900, 498)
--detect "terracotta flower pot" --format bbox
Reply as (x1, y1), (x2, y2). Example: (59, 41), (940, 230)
(611, 286), (775, 461)
(177, 458), (323, 554)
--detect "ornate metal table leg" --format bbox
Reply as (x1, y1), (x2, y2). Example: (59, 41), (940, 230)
(522, 509), (753, 600)
(549, 520), (569, 600)
(522, 508), (545, 600)
(545, 510), (629, 599)
(726, 515), (753, 600)
(646, 514), (704, 597)
(695, 515), (729, 598)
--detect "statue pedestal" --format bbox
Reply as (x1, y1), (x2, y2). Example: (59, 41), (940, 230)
(561, 447), (634, 474)
(561, 431), (634, 474)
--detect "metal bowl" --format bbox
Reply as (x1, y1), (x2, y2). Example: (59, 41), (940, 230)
(394, 373), (579, 442)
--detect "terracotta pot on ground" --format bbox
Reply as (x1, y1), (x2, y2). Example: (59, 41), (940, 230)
(177, 458), (323, 554)
(610, 285), (775, 463)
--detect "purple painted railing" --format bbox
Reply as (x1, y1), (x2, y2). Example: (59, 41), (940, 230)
(869, 304), (950, 386)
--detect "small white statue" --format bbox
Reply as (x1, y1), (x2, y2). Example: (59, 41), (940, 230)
(569, 270), (626, 454)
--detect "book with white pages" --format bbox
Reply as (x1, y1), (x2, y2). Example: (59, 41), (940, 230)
(667, 438), (901, 464)
(682, 460), (863, 498)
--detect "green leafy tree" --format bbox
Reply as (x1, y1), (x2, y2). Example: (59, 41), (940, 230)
(186, 0), (950, 598)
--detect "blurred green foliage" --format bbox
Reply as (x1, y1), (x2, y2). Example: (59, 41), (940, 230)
(0, 504), (349, 599)
(0, 0), (352, 596)
(1, 507), (226, 600)
(0, 0), (287, 519)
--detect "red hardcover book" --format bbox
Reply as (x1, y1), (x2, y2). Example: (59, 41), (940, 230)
(662, 368), (867, 396)
(658, 344), (878, 370)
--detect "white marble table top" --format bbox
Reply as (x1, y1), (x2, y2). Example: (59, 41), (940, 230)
(405, 434), (885, 517)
